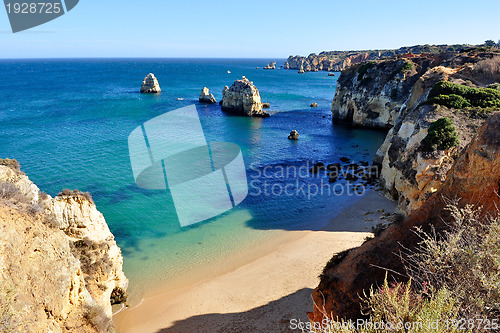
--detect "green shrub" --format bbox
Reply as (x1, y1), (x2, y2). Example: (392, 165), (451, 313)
(421, 117), (459, 152)
(425, 94), (472, 109)
(400, 61), (413, 72)
(428, 81), (500, 109)
(357, 61), (376, 80)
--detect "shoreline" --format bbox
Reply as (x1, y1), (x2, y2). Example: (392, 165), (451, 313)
(113, 190), (397, 333)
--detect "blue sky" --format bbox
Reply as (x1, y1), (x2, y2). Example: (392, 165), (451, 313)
(1, 0), (499, 58)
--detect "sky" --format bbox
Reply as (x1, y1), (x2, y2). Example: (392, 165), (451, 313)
(0, 0), (499, 59)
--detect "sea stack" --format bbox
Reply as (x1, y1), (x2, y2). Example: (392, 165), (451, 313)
(140, 73), (161, 93)
(199, 87), (217, 104)
(221, 76), (269, 117)
(263, 62), (276, 69)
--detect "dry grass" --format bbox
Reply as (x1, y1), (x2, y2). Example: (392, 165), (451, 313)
(0, 285), (21, 333)
(401, 203), (500, 321)
(312, 202), (500, 333)
(0, 159), (23, 175)
(57, 189), (94, 204)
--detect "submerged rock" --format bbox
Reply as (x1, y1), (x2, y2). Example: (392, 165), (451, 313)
(221, 76), (269, 117)
(199, 87), (217, 104)
(140, 73), (161, 93)
(309, 162), (326, 173)
(288, 130), (299, 140)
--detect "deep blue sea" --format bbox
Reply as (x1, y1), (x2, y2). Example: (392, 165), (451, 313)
(0, 58), (386, 301)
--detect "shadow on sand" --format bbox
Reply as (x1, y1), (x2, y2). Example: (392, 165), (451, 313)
(156, 288), (314, 333)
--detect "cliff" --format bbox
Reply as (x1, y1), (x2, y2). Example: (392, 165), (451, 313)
(331, 56), (440, 128)
(309, 111), (500, 322)
(310, 46), (500, 324)
(0, 160), (127, 332)
(283, 44), (470, 72)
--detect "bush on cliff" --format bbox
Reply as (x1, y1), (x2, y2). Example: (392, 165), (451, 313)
(313, 204), (500, 333)
(427, 81), (500, 109)
(427, 94), (472, 109)
(357, 61), (376, 80)
(420, 117), (459, 152)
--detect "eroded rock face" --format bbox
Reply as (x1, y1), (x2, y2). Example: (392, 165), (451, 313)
(0, 164), (128, 332)
(140, 73), (161, 93)
(375, 64), (487, 214)
(199, 87), (216, 104)
(309, 111), (500, 323)
(331, 57), (438, 129)
(221, 76), (268, 117)
(47, 195), (128, 317)
(377, 104), (484, 215)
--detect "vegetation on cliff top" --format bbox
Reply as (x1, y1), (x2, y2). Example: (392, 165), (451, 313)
(425, 81), (500, 109)
(357, 61), (376, 80)
(420, 117), (459, 152)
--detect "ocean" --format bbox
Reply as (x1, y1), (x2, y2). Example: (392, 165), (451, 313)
(0, 58), (387, 302)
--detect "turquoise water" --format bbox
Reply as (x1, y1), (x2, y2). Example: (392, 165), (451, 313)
(0, 59), (387, 300)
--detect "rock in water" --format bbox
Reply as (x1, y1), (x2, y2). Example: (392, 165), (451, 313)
(262, 102), (271, 108)
(199, 87), (217, 104)
(288, 130), (299, 140)
(263, 62), (276, 69)
(221, 76), (269, 117)
(310, 103), (318, 107)
(140, 73), (161, 93)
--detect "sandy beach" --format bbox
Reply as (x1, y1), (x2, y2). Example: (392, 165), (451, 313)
(114, 190), (397, 333)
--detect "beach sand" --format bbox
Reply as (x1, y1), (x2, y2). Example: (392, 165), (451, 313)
(114, 190), (397, 333)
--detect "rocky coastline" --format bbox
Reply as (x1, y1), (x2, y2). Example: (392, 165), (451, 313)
(0, 159), (128, 332)
(283, 44), (471, 73)
(309, 47), (500, 323)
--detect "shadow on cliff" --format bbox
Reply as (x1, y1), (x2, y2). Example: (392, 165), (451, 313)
(155, 288), (313, 333)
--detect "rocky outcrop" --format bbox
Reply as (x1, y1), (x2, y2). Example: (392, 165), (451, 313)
(331, 57), (440, 129)
(199, 87), (216, 104)
(0, 161), (127, 332)
(309, 111), (500, 323)
(374, 53), (499, 214)
(263, 62), (276, 69)
(221, 76), (269, 117)
(288, 130), (299, 140)
(329, 50), (500, 215)
(140, 73), (161, 93)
